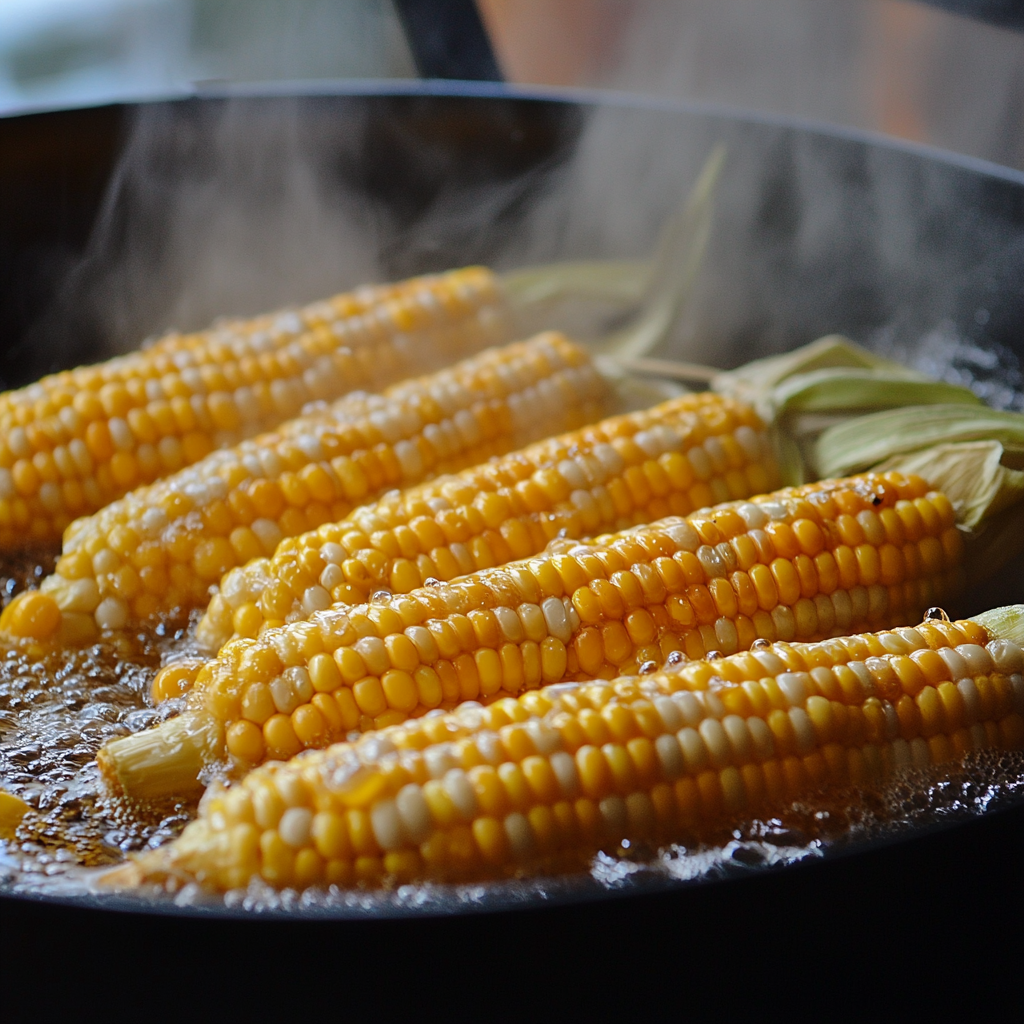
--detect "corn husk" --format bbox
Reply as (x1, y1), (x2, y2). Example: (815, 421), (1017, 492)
(712, 337), (982, 484)
(711, 335), (927, 423)
(504, 145), (727, 361)
(818, 408), (1024, 582)
(814, 404), (1024, 480)
(875, 440), (1024, 531)
(972, 605), (1024, 647)
(501, 260), (650, 308)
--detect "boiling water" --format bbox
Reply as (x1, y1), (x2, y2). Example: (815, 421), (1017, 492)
(1, 544), (1022, 914)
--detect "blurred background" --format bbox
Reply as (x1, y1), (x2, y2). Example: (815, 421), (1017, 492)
(0, 0), (1021, 170)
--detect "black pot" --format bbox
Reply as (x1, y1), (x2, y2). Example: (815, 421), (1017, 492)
(1, 84), (1023, 1020)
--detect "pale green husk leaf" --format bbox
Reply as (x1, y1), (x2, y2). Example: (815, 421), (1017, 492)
(712, 335), (925, 424)
(501, 260), (649, 308)
(503, 144), (727, 360)
(769, 368), (980, 417)
(711, 338), (981, 484)
(815, 404), (1024, 480)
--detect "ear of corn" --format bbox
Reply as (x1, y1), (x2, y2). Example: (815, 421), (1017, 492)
(1, 333), (607, 643)
(98, 470), (963, 800)
(196, 392), (778, 652)
(113, 608), (1024, 891)
(0, 267), (509, 550)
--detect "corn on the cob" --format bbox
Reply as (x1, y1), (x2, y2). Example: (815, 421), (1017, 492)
(0, 267), (509, 549)
(114, 608), (1024, 890)
(196, 393), (778, 652)
(0, 334), (607, 643)
(98, 471), (961, 800)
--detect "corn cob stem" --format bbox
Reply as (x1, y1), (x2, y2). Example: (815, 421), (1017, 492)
(0, 334), (608, 644)
(195, 392), (777, 652)
(98, 470), (963, 800)
(112, 608), (1024, 891)
(0, 267), (510, 549)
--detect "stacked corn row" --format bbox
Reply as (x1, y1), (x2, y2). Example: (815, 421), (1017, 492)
(3, 334), (606, 642)
(197, 393), (777, 651)
(0, 267), (508, 548)
(120, 612), (1024, 890)
(98, 471), (964, 799)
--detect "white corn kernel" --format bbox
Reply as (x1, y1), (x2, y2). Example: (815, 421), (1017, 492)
(94, 597), (128, 630)
(549, 751), (580, 797)
(443, 769), (479, 820)
(395, 784), (432, 843)
(654, 733), (684, 779)
(541, 596), (571, 643)
(504, 812), (535, 859)
(278, 807), (313, 848)
(370, 799), (403, 851)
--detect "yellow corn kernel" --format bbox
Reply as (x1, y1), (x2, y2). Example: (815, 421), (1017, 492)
(0, 267), (510, 552)
(125, 609), (1024, 890)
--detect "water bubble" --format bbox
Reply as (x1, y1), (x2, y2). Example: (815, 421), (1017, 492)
(370, 590), (392, 605)
(924, 607), (949, 621)
(751, 638), (771, 650)
(704, 650), (723, 662)
(666, 650), (685, 666)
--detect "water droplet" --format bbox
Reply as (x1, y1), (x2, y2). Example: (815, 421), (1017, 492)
(925, 607), (949, 621)
(370, 590), (392, 605)
(704, 650), (723, 662)
(424, 577), (441, 588)
(638, 660), (657, 675)
(751, 638), (770, 650)
(666, 650), (685, 666)
(556, 527), (569, 539)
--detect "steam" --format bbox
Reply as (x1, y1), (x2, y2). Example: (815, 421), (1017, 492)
(34, 88), (1022, 416)
(39, 97), (383, 358)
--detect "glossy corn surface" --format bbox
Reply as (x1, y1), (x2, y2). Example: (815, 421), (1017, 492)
(125, 614), (1024, 890)
(98, 471), (964, 798)
(7, 334), (605, 641)
(197, 392), (778, 651)
(0, 267), (508, 549)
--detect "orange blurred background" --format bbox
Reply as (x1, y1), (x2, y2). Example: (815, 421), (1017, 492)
(478, 0), (1024, 170)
